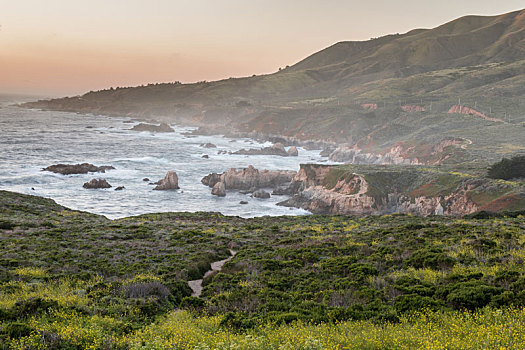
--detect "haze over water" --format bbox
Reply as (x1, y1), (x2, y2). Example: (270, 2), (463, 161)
(0, 95), (328, 219)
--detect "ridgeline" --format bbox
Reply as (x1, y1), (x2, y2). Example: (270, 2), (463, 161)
(24, 9), (525, 165)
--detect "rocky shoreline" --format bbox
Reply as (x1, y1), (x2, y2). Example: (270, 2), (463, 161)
(275, 164), (525, 216)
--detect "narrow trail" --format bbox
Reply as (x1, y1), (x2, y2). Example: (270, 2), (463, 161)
(188, 249), (236, 297)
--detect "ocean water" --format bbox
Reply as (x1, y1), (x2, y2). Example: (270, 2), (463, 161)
(0, 95), (332, 219)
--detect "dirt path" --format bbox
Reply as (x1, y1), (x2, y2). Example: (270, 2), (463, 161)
(188, 249), (236, 297)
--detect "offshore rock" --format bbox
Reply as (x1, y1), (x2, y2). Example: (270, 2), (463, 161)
(201, 173), (222, 188)
(131, 123), (174, 133)
(202, 165), (296, 191)
(233, 143), (289, 157)
(153, 171), (180, 190)
(287, 146), (299, 156)
(200, 143), (217, 148)
(83, 178), (112, 189)
(252, 189), (270, 199)
(211, 182), (226, 197)
(44, 163), (115, 175)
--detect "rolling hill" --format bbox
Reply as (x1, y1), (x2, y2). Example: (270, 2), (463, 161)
(24, 9), (525, 165)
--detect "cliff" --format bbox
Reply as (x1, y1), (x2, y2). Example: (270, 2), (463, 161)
(278, 164), (525, 216)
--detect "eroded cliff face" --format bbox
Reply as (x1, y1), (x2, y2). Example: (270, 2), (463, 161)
(328, 145), (419, 165)
(328, 138), (469, 165)
(278, 165), (483, 216)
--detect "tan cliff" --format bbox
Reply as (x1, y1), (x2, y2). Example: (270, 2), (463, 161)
(278, 164), (523, 216)
(328, 138), (470, 165)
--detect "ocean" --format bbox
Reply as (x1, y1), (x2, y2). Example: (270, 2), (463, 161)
(0, 95), (330, 219)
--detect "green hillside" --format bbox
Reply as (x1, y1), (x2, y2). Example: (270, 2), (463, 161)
(2, 191), (525, 348)
(23, 9), (525, 164)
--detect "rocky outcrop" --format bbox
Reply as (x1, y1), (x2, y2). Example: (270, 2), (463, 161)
(44, 163), (115, 175)
(201, 173), (223, 188)
(153, 171), (180, 190)
(114, 186), (125, 191)
(252, 189), (270, 199)
(361, 103), (378, 110)
(200, 143), (217, 148)
(83, 179), (112, 189)
(233, 143), (290, 157)
(448, 105), (503, 123)
(131, 123), (174, 132)
(276, 164), (513, 216)
(287, 146), (299, 157)
(202, 165), (296, 191)
(401, 105), (426, 113)
(211, 182), (226, 197)
(320, 145), (337, 157)
(328, 138), (470, 165)
(328, 146), (418, 164)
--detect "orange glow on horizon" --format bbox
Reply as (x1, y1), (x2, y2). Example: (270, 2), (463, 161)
(1, 0), (523, 96)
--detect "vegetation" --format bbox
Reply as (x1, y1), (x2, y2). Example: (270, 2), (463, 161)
(488, 155), (525, 180)
(2, 190), (525, 348)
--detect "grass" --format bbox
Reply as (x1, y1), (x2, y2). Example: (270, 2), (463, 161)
(2, 190), (525, 348)
(6, 308), (525, 349)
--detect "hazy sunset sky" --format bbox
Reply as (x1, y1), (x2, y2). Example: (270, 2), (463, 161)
(1, 0), (523, 96)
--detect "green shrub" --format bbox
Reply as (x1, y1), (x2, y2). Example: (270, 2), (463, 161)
(446, 281), (502, 310)
(406, 247), (455, 270)
(0, 220), (14, 230)
(0, 322), (33, 338)
(394, 294), (447, 313)
(11, 297), (59, 319)
(488, 155), (525, 180)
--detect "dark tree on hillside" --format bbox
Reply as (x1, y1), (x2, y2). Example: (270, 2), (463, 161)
(488, 155), (525, 180)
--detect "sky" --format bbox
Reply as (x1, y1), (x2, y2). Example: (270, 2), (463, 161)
(1, 0), (523, 96)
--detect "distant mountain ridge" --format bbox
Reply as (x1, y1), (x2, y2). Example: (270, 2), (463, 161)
(24, 9), (525, 165)
(293, 9), (524, 73)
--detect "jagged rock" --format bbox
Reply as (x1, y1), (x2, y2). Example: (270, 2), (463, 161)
(43, 163), (115, 175)
(201, 173), (222, 187)
(114, 186), (125, 191)
(328, 146), (417, 164)
(200, 143), (217, 148)
(211, 182), (226, 197)
(131, 123), (174, 132)
(287, 146), (299, 156)
(240, 187), (257, 194)
(153, 171), (180, 190)
(233, 143), (289, 157)
(277, 164), (491, 216)
(202, 166), (296, 191)
(202, 154), (209, 159)
(240, 201), (248, 204)
(83, 179), (112, 189)
(448, 105), (503, 122)
(272, 186), (290, 195)
(320, 145), (337, 157)
(252, 190), (270, 199)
